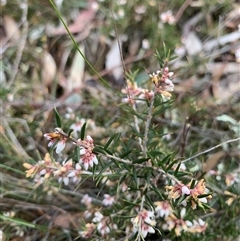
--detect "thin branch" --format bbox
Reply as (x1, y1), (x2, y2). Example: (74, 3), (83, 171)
(142, 92), (155, 157)
(175, 0), (192, 22)
(102, 153), (181, 184)
(55, 128), (181, 184)
(182, 137), (240, 163)
(132, 104), (144, 151)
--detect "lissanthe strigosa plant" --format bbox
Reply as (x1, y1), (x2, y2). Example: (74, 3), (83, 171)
(23, 55), (212, 241)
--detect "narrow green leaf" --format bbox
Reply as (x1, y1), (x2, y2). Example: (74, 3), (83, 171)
(133, 169), (138, 188)
(145, 194), (155, 208)
(80, 122), (87, 140)
(152, 104), (173, 117)
(174, 162), (182, 176)
(93, 146), (108, 155)
(190, 179), (196, 189)
(68, 129), (74, 137)
(0, 214), (35, 227)
(54, 107), (62, 127)
(132, 158), (149, 164)
(198, 193), (213, 198)
(104, 133), (120, 150)
(167, 159), (179, 171)
(159, 154), (172, 165)
(119, 149), (132, 158)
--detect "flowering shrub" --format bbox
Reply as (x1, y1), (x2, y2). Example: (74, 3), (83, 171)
(22, 56), (216, 240)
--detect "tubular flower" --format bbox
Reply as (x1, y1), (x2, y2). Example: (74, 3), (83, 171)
(149, 68), (174, 97)
(164, 208), (192, 236)
(55, 160), (82, 185)
(154, 201), (173, 218)
(44, 130), (67, 154)
(77, 135), (98, 170)
(23, 153), (58, 179)
(102, 194), (115, 206)
(166, 182), (190, 200)
(131, 209), (156, 238)
(79, 223), (95, 239)
(121, 80), (149, 104)
(187, 179), (212, 209)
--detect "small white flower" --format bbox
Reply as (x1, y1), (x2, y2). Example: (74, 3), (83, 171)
(102, 194), (115, 206)
(182, 186), (190, 195)
(55, 140), (66, 154)
(92, 211), (104, 223)
(81, 194), (92, 206)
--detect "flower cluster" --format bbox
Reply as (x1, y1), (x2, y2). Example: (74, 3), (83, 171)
(44, 130), (67, 154)
(166, 179), (212, 209)
(131, 209), (156, 238)
(122, 67), (175, 104)
(79, 223), (96, 239)
(164, 208), (207, 236)
(24, 129), (99, 185)
(92, 211), (117, 237)
(160, 10), (176, 25)
(149, 67), (174, 97)
(23, 153), (82, 185)
(154, 201), (173, 218)
(121, 80), (154, 104)
(76, 135), (98, 170)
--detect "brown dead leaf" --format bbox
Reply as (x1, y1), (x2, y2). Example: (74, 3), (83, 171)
(211, 63), (240, 100)
(225, 4), (240, 29)
(53, 213), (82, 229)
(41, 50), (57, 87)
(46, 0), (97, 36)
(202, 151), (226, 173)
(66, 44), (85, 93)
(1, 15), (20, 44)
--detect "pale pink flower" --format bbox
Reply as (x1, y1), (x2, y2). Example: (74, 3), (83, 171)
(165, 208), (192, 236)
(79, 223), (95, 239)
(225, 173), (240, 186)
(121, 80), (148, 104)
(182, 185), (191, 195)
(154, 201), (173, 218)
(92, 211), (104, 223)
(187, 218), (207, 233)
(166, 182), (190, 200)
(77, 135), (98, 170)
(149, 68), (174, 94)
(55, 160), (75, 185)
(131, 209), (156, 238)
(97, 222), (110, 236)
(81, 194), (92, 207)
(135, 5), (146, 14)
(160, 10), (175, 24)
(142, 39), (150, 49)
(102, 194), (115, 206)
(67, 163), (81, 183)
(235, 47), (240, 63)
(139, 89), (154, 101)
(92, 212), (113, 237)
(121, 182), (128, 192)
(44, 131), (67, 154)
